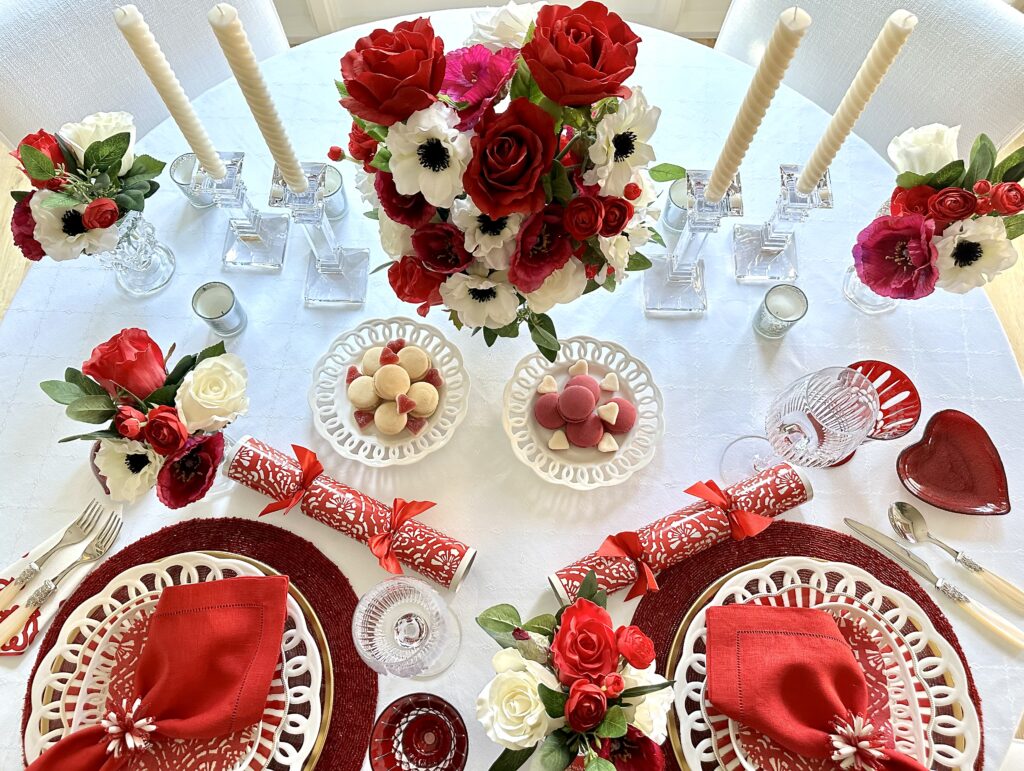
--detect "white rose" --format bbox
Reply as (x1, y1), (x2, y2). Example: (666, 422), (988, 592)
(58, 111), (137, 176)
(378, 210), (414, 259)
(355, 169), (379, 208)
(525, 258), (588, 313)
(620, 664), (673, 744)
(477, 649), (564, 750)
(886, 124), (960, 175)
(598, 234), (631, 273)
(175, 354), (249, 432)
(466, 1), (544, 50)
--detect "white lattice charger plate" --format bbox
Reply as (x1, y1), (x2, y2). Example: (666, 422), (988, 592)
(503, 336), (663, 490)
(309, 317), (470, 466)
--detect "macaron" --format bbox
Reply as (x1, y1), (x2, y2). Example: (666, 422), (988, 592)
(534, 393), (565, 430)
(407, 381), (439, 418)
(557, 385), (596, 423)
(566, 375), (601, 400)
(347, 375), (380, 410)
(373, 364), (411, 400)
(374, 401), (408, 436)
(398, 346), (431, 381)
(566, 414), (604, 448)
(605, 397), (637, 434)
(361, 346), (385, 376)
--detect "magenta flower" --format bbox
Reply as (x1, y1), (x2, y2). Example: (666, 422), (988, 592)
(853, 213), (939, 300)
(441, 45), (518, 130)
(156, 432), (225, 509)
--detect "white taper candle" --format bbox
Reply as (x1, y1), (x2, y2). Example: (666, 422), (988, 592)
(115, 5), (227, 179)
(796, 10), (917, 195)
(706, 7), (812, 203)
(208, 3), (307, 192)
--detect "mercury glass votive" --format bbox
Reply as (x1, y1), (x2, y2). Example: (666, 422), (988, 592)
(753, 284), (808, 339)
(169, 153), (216, 208)
(192, 281), (247, 337)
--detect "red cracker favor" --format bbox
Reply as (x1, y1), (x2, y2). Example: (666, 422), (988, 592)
(549, 463), (812, 603)
(225, 436), (476, 590)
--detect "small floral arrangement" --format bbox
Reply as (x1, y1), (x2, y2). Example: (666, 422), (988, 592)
(9, 112), (164, 262)
(476, 572), (673, 770)
(853, 123), (1023, 299)
(40, 328), (249, 509)
(333, 1), (683, 359)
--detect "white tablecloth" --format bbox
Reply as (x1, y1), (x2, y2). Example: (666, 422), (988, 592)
(2, 10), (1022, 770)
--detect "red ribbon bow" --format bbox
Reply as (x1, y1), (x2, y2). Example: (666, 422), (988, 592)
(368, 498), (437, 575)
(686, 480), (773, 541)
(597, 531), (659, 600)
(258, 445), (324, 517)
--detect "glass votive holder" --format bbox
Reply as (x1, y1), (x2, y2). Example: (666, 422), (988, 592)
(169, 153), (216, 208)
(753, 283), (808, 339)
(661, 177), (689, 232)
(324, 165), (348, 221)
(192, 281), (247, 337)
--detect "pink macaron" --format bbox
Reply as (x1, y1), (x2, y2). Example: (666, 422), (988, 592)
(605, 397), (637, 434)
(566, 375), (601, 400)
(566, 414), (605, 448)
(557, 385), (597, 423)
(534, 392), (565, 430)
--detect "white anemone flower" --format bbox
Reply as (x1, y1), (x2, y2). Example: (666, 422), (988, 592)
(29, 190), (118, 261)
(525, 258), (588, 313)
(440, 266), (520, 329)
(584, 87), (660, 196)
(450, 197), (523, 270)
(935, 216), (1018, 294)
(386, 103), (471, 208)
(93, 439), (161, 503)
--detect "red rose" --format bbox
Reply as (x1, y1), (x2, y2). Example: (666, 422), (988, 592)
(564, 196), (604, 240)
(522, 1), (640, 107)
(615, 625), (655, 669)
(82, 198), (119, 230)
(144, 406), (189, 457)
(551, 598), (619, 685)
(11, 130), (65, 190)
(412, 223), (474, 275)
(510, 205), (574, 293)
(340, 18), (446, 127)
(11, 194), (45, 262)
(991, 182), (1024, 215)
(348, 124), (378, 172)
(388, 255), (445, 317)
(601, 672), (625, 699)
(598, 197), (634, 237)
(114, 405), (147, 440)
(156, 432), (224, 510)
(928, 187), (977, 223)
(890, 185), (935, 217)
(83, 328), (166, 401)
(596, 726), (667, 771)
(463, 98), (556, 218)
(565, 680), (608, 733)
(375, 171), (436, 228)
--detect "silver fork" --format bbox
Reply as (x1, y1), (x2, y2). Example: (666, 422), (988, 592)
(0, 500), (106, 613)
(0, 511), (122, 648)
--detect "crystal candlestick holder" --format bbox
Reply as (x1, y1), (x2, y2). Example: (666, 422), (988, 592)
(643, 169), (742, 315)
(191, 151), (291, 271)
(732, 163), (832, 283)
(269, 161), (368, 306)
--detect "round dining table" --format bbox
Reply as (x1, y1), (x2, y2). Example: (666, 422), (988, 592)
(2, 8), (1023, 770)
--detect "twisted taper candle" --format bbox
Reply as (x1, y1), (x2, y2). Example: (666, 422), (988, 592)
(796, 10), (917, 195)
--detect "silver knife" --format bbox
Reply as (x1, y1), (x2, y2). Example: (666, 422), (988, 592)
(845, 519), (1024, 649)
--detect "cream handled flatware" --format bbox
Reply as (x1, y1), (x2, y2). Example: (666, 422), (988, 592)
(846, 518), (1024, 649)
(0, 500), (106, 613)
(889, 501), (1024, 612)
(0, 511), (122, 648)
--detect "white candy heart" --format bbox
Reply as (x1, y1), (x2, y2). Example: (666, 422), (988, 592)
(598, 433), (619, 453)
(597, 402), (620, 424)
(567, 360), (589, 376)
(548, 430), (570, 451)
(537, 375), (558, 394)
(600, 373), (619, 392)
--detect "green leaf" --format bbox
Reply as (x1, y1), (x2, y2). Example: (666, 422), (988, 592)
(363, 210), (379, 220)
(602, 272), (617, 292)
(541, 173), (553, 203)
(649, 228), (666, 247)
(993, 147), (1024, 183)
(40, 191), (83, 209)
(595, 705), (627, 739)
(549, 163), (573, 205)
(591, 589), (608, 608)
(11, 190), (30, 203)
(999, 161), (1024, 185)
(925, 160), (965, 189)
(964, 133), (997, 187)
(370, 146), (392, 173)
(143, 180), (160, 199)
(55, 134), (80, 173)
(364, 123), (388, 143)
(146, 384), (179, 407)
(585, 758), (616, 771)
(371, 260), (394, 274)
(483, 327), (498, 346)
(538, 96), (563, 124)
(196, 340), (227, 364)
(495, 321), (521, 338)
(83, 132), (131, 173)
(66, 394), (116, 424)
(895, 170), (930, 189)
(19, 144), (56, 181)
(522, 613), (557, 637)
(536, 732), (573, 771)
(626, 251), (652, 271)
(489, 748), (536, 771)
(620, 680), (675, 701)
(577, 570), (599, 603)
(40, 380), (85, 405)
(509, 58), (542, 102)
(114, 190), (144, 212)
(65, 368), (107, 396)
(58, 429), (120, 444)
(538, 682), (568, 719)
(477, 604), (522, 648)
(1005, 213), (1024, 240)
(335, 79), (350, 99)
(648, 163), (686, 182)
(165, 354), (197, 385)
(126, 154), (165, 181)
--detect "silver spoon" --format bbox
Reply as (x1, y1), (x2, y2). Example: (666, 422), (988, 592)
(889, 501), (1024, 612)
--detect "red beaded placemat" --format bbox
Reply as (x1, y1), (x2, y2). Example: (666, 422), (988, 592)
(632, 520), (985, 771)
(21, 517), (378, 771)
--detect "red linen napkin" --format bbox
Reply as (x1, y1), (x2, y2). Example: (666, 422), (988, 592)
(705, 605), (927, 771)
(28, 575), (289, 770)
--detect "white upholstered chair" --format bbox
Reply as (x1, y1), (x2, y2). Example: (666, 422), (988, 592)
(716, 0), (1024, 159)
(0, 0), (288, 147)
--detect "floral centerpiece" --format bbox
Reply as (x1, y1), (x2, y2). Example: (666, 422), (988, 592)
(334, 1), (683, 359)
(476, 572), (673, 770)
(39, 329), (249, 509)
(10, 112), (164, 263)
(852, 124), (1023, 302)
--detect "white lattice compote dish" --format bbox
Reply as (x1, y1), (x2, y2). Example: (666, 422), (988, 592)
(503, 336), (663, 490)
(309, 317), (470, 467)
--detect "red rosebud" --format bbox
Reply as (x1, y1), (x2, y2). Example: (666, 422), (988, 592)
(11, 130), (65, 190)
(991, 182), (1024, 216)
(565, 680), (608, 733)
(348, 124), (378, 171)
(584, 262), (600, 280)
(975, 197), (994, 216)
(114, 405), (147, 440)
(928, 186), (978, 223)
(11, 193), (45, 262)
(83, 328), (167, 401)
(973, 180), (993, 196)
(551, 598), (618, 685)
(601, 672), (625, 699)
(327, 145), (344, 162)
(623, 182), (642, 201)
(563, 196), (604, 241)
(890, 185), (936, 217)
(599, 197), (634, 237)
(82, 198), (119, 230)
(144, 405), (189, 457)
(615, 625), (655, 669)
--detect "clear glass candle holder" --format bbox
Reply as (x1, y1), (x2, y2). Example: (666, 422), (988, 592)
(753, 284), (808, 338)
(192, 281), (247, 337)
(169, 153), (216, 208)
(324, 165), (348, 221)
